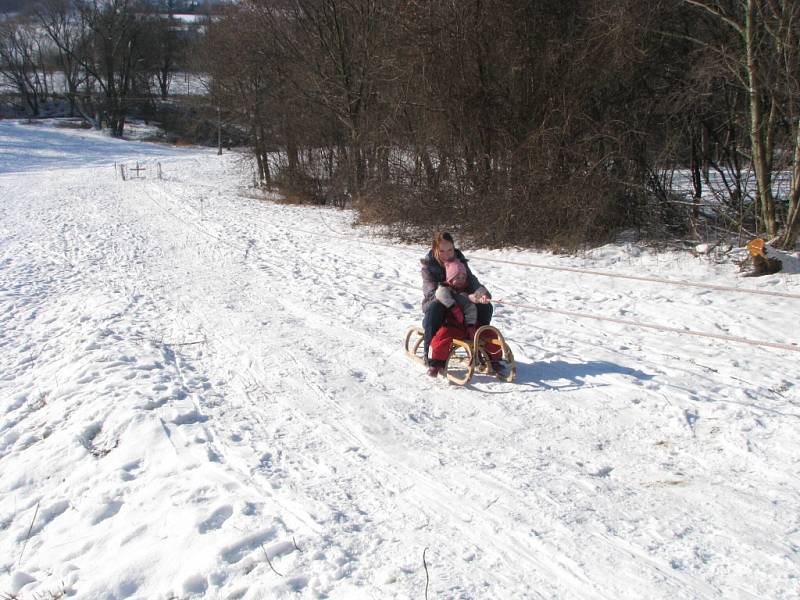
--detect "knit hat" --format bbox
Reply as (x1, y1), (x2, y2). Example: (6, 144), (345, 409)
(445, 259), (466, 283)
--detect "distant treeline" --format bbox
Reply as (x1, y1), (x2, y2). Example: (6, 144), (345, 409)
(0, 1), (216, 137)
(2, 0), (799, 249)
(202, 0), (800, 249)
(0, 0), (226, 14)
(0, 0), (25, 13)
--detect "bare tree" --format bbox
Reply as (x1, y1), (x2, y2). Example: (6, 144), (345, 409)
(203, 3), (280, 184)
(682, 0), (800, 247)
(34, 0), (151, 136)
(34, 0), (100, 126)
(139, 0), (184, 99)
(247, 0), (397, 197)
(0, 17), (53, 116)
(207, 0), (798, 249)
(80, 0), (150, 136)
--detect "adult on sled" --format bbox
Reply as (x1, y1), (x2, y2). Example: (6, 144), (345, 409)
(421, 232), (503, 377)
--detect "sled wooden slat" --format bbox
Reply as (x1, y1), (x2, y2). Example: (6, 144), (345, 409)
(474, 325), (516, 383)
(403, 326), (427, 365)
(404, 324), (516, 385)
(446, 339), (475, 385)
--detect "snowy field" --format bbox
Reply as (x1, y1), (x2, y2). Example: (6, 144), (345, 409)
(1, 119), (799, 599)
(0, 70), (209, 99)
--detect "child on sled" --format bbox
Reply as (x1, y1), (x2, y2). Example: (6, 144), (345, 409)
(427, 260), (505, 377)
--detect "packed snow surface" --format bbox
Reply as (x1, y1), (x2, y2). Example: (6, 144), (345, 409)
(1, 120), (799, 599)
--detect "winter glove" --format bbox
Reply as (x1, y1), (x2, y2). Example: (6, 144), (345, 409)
(435, 285), (455, 308)
(468, 286), (490, 304)
(462, 299), (478, 326)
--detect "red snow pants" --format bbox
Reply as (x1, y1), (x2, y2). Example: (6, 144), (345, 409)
(429, 305), (502, 364)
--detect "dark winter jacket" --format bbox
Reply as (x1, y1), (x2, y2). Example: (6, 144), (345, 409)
(420, 249), (490, 313)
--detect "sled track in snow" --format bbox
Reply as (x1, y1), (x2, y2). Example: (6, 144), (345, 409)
(229, 198), (800, 301)
(129, 184), (636, 596)
(143, 181), (799, 356)
(129, 177), (800, 440)
(182, 179), (800, 300)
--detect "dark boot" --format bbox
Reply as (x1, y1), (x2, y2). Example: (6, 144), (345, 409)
(476, 302), (493, 327)
(426, 359), (446, 377)
(422, 301), (447, 364)
(491, 360), (509, 377)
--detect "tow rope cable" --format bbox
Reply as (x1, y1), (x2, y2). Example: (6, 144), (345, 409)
(493, 298), (800, 353)
(146, 187), (799, 352)
(277, 218), (800, 301)
(473, 256), (800, 300)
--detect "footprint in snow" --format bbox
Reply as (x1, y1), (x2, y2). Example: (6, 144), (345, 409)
(113, 579), (138, 598)
(198, 505), (233, 534)
(220, 526), (279, 564)
(17, 499), (70, 540)
(349, 370), (366, 382)
(590, 466), (614, 478)
(170, 407), (207, 425)
(140, 397), (168, 410)
(286, 576), (309, 592)
(119, 460), (142, 481)
(182, 574), (208, 595)
(89, 499), (123, 525)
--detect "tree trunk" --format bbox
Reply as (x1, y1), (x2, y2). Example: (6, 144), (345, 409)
(690, 130), (702, 219)
(286, 132), (299, 182)
(259, 124), (271, 185)
(778, 117), (800, 248)
(701, 121), (711, 184)
(745, 0), (777, 236)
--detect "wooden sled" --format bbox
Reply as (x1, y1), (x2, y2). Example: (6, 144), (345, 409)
(403, 325), (516, 385)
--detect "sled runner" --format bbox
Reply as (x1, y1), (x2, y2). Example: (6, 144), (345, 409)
(403, 325), (516, 385)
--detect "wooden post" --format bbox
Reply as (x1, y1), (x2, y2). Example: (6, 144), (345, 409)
(130, 163), (146, 178)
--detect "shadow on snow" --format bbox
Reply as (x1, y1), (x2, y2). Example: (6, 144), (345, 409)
(510, 359), (654, 391)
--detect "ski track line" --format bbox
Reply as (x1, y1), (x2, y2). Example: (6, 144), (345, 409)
(187, 313), (633, 598)
(52, 175), (354, 589)
(130, 181), (747, 598)
(139, 173), (800, 426)
(112, 179), (576, 593)
(148, 177), (798, 359)
(191, 179), (800, 300)
(509, 308), (800, 417)
(171, 288), (581, 594)
(146, 182), (416, 310)
(4, 149), (796, 598)
(122, 183), (664, 596)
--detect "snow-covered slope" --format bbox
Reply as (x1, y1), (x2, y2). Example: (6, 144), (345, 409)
(1, 120), (798, 599)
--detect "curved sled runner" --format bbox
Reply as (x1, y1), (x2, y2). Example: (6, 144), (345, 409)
(403, 325), (516, 385)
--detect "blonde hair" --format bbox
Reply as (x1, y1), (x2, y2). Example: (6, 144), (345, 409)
(431, 231), (455, 265)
